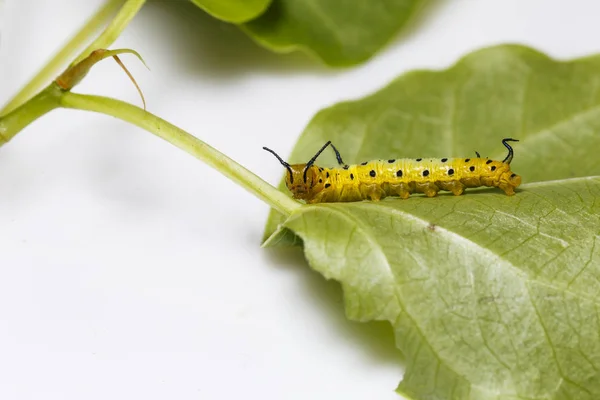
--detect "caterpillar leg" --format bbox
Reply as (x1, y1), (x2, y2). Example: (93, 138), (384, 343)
(499, 183), (516, 196)
(438, 181), (465, 196)
(424, 187), (439, 197)
(416, 182), (440, 198)
(305, 194), (323, 204)
(389, 183), (413, 199)
(359, 184), (385, 201)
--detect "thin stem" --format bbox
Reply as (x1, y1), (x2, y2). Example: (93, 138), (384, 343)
(56, 49), (148, 108)
(72, 0), (147, 66)
(0, 84), (63, 145)
(59, 92), (300, 216)
(0, 0), (124, 116)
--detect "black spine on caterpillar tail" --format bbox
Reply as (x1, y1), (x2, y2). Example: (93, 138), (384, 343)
(501, 138), (519, 164)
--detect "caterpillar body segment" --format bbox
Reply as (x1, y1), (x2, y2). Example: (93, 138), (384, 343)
(263, 139), (522, 204)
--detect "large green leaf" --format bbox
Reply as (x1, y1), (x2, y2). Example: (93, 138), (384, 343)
(242, 0), (425, 66)
(264, 45), (600, 240)
(189, 0), (271, 23)
(263, 45), (600, 399)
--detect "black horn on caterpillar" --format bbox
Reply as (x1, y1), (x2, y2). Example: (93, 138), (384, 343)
(263, 147), (294, 184)
(501, 138), (519, 164)
(303, 140), (333, 183)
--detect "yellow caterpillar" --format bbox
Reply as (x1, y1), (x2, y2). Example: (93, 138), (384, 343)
(263, 139), (522, 204)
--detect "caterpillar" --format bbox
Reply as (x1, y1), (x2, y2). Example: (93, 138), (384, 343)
(263, 138), (522, 203)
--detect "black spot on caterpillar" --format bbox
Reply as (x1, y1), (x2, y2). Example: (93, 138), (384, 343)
(263, 138), (521, 203)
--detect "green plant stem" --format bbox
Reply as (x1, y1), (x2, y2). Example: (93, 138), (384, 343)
(72, 0), (147, 66)
(60, 92), (301, 216)
(0, 84), (63, 145)
(0, 0), (124, 116)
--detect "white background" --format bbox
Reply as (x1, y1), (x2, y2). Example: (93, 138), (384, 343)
(1, 1), (599, 399)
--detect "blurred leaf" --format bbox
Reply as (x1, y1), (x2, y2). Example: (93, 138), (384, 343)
(243, 0), (425, 66)
(190, 0), (271, 23)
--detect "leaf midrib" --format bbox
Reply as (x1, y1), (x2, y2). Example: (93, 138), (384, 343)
(294, 205), (470, 389)
(293, 204), (535, 397)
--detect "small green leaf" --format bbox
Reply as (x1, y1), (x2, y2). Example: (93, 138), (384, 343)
(242, 0), (425, 66)
(189, 0), (271, 23)
(263, 45), (600, 398)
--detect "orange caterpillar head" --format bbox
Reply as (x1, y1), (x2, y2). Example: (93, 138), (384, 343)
(262, 147), (325, 201)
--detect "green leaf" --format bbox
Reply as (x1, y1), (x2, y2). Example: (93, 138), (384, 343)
(263, 45), (600, 398)
(189, 0), (271, 23)
(273, 178), (600, 399)
(242, 0), (425, 66)
(264, 45), (600, 240)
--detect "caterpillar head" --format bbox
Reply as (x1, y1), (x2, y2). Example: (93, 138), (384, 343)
(286, 164), (325, 200)
(263, 147), (325, 201)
